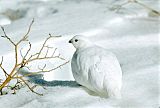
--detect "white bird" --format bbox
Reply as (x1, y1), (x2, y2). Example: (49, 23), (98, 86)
(69, 35), (122, 98)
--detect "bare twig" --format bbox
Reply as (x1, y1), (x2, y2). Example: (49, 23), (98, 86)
(0, 56), (9, 77)
(19, 77), (43, 96)
(15, 60), (69, 78)
(1, 26), (15, 45)
(16, 19), (34, 45)
(111, 0), (160, 16)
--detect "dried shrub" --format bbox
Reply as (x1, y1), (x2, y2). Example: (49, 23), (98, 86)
(0, 19), (69, 95)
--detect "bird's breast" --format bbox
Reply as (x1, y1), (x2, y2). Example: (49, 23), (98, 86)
(71, 52), (91, 87)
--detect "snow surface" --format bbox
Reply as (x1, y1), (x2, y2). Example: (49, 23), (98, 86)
(0, 0), (159, 108)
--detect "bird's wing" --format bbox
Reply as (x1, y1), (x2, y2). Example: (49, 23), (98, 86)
(71, 52), (90, 86)
(87, 51), (122, 93)
(71, 53), (80, 80)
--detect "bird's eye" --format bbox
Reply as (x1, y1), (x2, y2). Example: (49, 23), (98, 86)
(75, 39), (78, 42)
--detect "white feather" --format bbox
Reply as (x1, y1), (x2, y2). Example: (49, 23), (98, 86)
(70, 35), (122, 98)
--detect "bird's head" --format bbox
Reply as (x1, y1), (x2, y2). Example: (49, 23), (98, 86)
(69, 35), (92, 49)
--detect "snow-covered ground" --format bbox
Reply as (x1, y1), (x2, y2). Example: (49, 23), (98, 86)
(0, 0), (159, 108)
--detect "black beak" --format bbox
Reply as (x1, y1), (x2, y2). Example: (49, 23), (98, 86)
(69, 40), (72, 43)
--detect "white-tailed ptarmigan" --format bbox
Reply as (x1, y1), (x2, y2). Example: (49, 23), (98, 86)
(69, 35), (122, 98)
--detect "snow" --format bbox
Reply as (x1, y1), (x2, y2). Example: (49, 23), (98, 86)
(0, 0), (159, 108)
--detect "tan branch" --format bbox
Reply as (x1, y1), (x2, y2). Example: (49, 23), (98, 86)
(20, 42), (32, 67)
(16, 19), (34, 45)
(112, 0), (160, 16)
(15, 60), (69, 78)
(19, 77), (43, 96)
(0, 19), (68, 96)
(0, 56), (9, 77)
(1, 26), (15, 46)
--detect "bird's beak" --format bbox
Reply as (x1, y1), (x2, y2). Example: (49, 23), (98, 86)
(69, 40), (72, 43)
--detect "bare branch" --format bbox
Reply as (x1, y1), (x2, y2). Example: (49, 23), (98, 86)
(24, 42), (32, 59)
(20, 42), (32, 67)
(37, 35), (53, 58)
(20, 48), (24, 58)
(44, 45), (53, 57)
(19, 77), (43, 96)
(1, 26), (15, 45)
(52, 48), (57, 57)
(16, 60), (69, 78)
(0, 56), (9, 77)
(49, 33), (61, 38)
(0, 19), (68, 96)
(16, 19), (34, 45)
(135, 0), (160, 16)
(24, 55), (66, 65)
(111, 0), (160, 16)
(0, 56), (3, 65)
